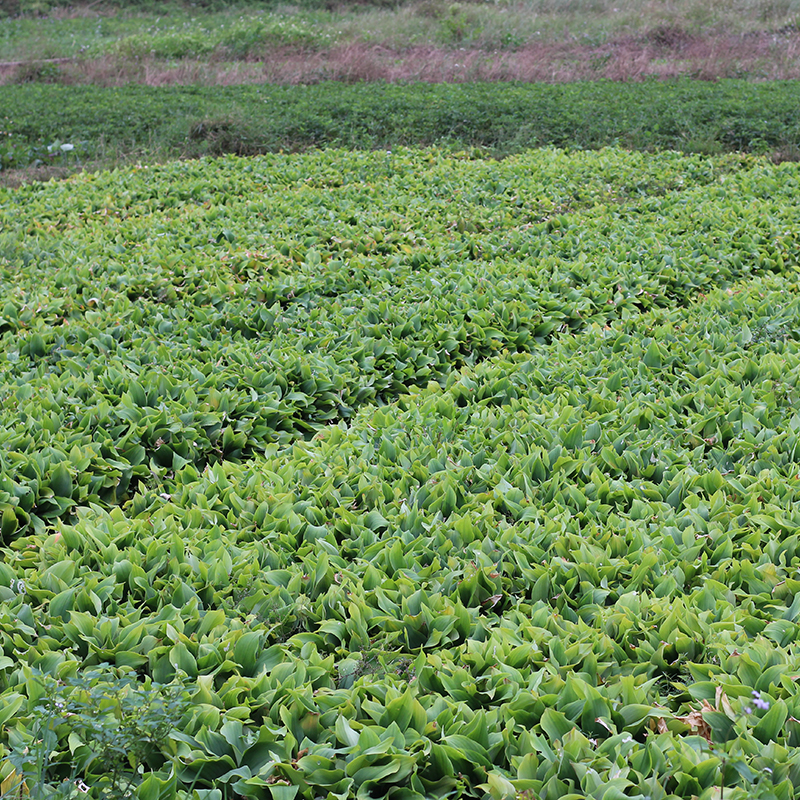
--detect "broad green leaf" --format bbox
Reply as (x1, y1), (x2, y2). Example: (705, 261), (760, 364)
(753, 699), (788, 743)
(49, 463), (73, 499)
(234, 631), (263, 675)
(540, 709), (575, 743)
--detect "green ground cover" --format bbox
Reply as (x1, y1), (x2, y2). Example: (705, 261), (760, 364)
(2, 147), (800, 798)
(2, 0), (798, 58)
(0, 7), (337, 61)
(2, 79), (800, 173)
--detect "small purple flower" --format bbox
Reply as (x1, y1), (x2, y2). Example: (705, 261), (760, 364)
(744, 706), (753, 714)
(751, 690), (770, 711)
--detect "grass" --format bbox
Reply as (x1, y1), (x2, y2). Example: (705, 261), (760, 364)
(5, 31), (800, 87)
(2, 0), (800, 56)
(0, 0), (799, 80)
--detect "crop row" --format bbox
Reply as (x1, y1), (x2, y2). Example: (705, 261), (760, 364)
(2, 79), (799, 171)
(3, 274), (800, 798)
(0, 148), (797, 540)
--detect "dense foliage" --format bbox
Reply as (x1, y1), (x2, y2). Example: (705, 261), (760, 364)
(2, 147), (800, 799)
(2, 79), (799, 171)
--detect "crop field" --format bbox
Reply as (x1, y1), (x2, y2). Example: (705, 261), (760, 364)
(3, 79), (800, 179)
(1, 146), (800, 799)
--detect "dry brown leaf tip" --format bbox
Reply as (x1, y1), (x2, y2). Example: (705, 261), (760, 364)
(676, 705), (713, 743)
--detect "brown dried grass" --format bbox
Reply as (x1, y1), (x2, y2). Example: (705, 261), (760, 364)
(4, 28), (797, 87)
(0, 163), (83, 188)
(2, 11), (800, 87)
(48, 1), (115, 19)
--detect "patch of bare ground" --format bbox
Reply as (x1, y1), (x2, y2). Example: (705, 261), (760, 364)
(3, 28), (799, 86)
(0, 164), (85, 188)
(0, 153), (184, 188)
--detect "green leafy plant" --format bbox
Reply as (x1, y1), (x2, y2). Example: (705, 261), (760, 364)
(6, 668), (188, 800)
(1, 80), (800, 173)
(2, 149), (800, 799)
(677, 690), (791, 800)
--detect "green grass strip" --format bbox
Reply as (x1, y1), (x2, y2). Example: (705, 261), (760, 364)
(2, 78), (800, 170)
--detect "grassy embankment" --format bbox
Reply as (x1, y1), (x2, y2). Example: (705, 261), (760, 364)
(2, 0), (800, 85)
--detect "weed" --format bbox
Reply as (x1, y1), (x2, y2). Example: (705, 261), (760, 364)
(436, 3), (475, 45)
(11, 61), (64, 83)
(681, 134), (726, 156)
(770, 142), (800, 163)
(188, 115), (259, 156)
(6, 668), (188, 800)
(644, 23), (695, 50)
(336, 650), (416, 689)
(681, 692), (785, 800)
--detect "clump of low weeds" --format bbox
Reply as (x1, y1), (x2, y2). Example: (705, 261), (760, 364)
(336, 649), (416, 689)
(682, 689), (788, 800)
(4, 666), (188, 800)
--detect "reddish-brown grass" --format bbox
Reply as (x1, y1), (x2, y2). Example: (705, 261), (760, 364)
(2, 29), (799, 86)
